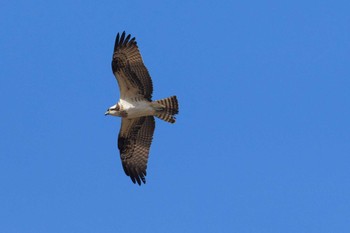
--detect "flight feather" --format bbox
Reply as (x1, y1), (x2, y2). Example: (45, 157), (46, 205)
(111, 31), (153, 100)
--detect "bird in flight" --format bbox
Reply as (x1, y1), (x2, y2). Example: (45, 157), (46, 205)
(105, 32), (179, 185)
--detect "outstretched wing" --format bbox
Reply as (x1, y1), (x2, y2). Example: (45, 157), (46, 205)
(111, 32), (153, 101)
(118, 116), (155, 185)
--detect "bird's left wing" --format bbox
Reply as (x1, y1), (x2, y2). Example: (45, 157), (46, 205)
(111, 32), (153, 100)
(118, 116), (155, 185)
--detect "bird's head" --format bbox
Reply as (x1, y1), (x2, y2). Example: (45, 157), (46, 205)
(105, 104), (121, 116)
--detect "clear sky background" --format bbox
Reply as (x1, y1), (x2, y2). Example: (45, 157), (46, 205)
(1, 1), (350, 232)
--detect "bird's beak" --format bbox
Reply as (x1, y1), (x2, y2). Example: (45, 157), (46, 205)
(105, 111), (109, 116)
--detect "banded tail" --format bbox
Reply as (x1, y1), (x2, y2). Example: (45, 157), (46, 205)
(153, 96), (179, 123)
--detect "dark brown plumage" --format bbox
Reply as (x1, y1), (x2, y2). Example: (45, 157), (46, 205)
(112, 31), (153, 101)
(118, 116), (155, 185)
(107, 32), (179, 185)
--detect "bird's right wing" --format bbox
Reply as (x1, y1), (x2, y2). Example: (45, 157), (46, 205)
(118, 116), (155, 185)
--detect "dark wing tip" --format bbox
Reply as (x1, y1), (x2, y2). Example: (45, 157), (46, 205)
(130, 169), (146, 186)
(114, 32), (120, 52)
(122, 162), (146, 185)
(114, 31), (137, 52)
(129, 173), (146, 186)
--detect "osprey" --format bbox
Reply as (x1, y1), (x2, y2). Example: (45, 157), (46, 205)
(105, 32), (179, 185)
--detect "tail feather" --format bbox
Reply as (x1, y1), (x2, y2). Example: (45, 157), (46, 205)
(154, 96), (179, 123)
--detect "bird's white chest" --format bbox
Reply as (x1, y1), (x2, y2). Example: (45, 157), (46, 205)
(119, 98), (154, 118)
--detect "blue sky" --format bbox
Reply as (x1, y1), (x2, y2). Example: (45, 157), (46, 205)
(1, 1), (350, 232)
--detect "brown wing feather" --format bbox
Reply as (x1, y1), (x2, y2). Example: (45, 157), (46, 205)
(118, 116), (155, 185)
(111, 31), (153, 100)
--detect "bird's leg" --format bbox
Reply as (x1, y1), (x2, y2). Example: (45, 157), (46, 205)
(151, 102), (165, 112)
